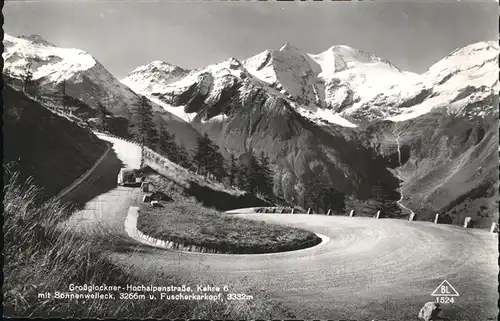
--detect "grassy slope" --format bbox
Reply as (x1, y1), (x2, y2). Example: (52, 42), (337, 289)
(3, 85), (108, 200)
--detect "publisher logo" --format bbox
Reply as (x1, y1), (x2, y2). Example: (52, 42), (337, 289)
(431, 280), (460, 297)
(431, 280), (459, 304)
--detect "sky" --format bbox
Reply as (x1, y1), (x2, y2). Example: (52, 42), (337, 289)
(4, 0), (499, 79)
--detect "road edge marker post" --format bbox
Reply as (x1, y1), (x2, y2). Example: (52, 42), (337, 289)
(434, 214), (440, 224)
(409, 212), (416, 222)
(307, 208), (311, 214)
(349, 209), (354, 217)
(463, 217), (472, 228)
(327, 209), (332, 216)
(375, 210), (381, 219)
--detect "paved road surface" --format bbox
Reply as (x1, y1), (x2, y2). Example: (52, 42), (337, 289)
(63, 134), (499, 321)
(62, 135), (142, 233)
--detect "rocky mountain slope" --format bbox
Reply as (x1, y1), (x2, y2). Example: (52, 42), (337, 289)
(2, 34), (200, 149)
(3, 85), (109, 200)
(122, 40), (498, 224)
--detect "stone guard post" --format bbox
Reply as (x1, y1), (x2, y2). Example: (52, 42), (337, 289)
(375, 210), (381, 219)
(463, 217), (472, 228)
(408, 212), (416, 222)
(490, 222), (499, 233)
(434, 214), (440, 224)
(327, 209), (332, 216)
(307, 208), (311, 214)
(349, 210), (354, 217)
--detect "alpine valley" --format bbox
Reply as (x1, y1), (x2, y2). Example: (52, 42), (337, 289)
(3, 34), (498, 226)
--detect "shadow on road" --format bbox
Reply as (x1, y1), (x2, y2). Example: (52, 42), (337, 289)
(59, 148), (123, 209)
(186, 181), (271, 211)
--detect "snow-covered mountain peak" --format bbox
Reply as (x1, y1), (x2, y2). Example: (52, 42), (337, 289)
(322, 45), (376, 64)
(197, 57), (246, 80)
(380, 41), (499, 122)
(307, 47), (346, 76)
(134, 60), (185, 73)
(425, 41), (499, 86)
(446, 41), (499, 58)
(221, 57), (244, 70)
(240, 42), (423, 119)
(18, 34), (56, 47)
(308, 45), (405, 78)
(279, 42), (302, 53)
(122, 60), (189, 95)
(3, 34), (96, 82)
(122, 56), (254, 123)
(125, 60), (188, 80)
(242, 45), (319, 103)
(4, 33), (157, 119)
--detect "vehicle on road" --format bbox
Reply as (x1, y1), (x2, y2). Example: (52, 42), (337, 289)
(117, 168), (143, 187)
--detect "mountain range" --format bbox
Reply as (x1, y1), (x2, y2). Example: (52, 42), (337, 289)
(3, 33), (498, 225)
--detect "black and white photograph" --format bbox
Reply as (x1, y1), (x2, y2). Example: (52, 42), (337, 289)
(2, 0), (499, 320)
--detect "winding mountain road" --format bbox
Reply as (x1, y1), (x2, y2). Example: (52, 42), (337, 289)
(64, 134), (499, 321)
